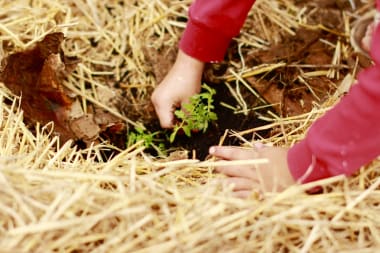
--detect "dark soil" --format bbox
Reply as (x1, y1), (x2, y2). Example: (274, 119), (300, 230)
(163, 83), (272, 160)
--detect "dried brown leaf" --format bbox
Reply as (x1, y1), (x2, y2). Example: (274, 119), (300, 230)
(0, 32), (79, 142)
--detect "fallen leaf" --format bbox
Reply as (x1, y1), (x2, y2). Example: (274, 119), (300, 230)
(0, 32), (79, 142)
(0, 32), (126, 146)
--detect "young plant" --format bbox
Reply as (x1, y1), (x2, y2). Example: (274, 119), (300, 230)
(127, 126), (166, 156)
(169, 84), (218, 143)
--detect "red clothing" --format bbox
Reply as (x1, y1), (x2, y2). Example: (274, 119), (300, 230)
(288, 2), (380, 183)
(180, 0), (380, 183)
(289, 41), (380, 182)
(180, 0), (256, 62)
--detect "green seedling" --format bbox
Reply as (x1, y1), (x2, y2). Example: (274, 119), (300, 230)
(127, 126), (166, 156)
(169, 84), (218, 143)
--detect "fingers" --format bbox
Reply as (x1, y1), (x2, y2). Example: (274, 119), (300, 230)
(151, 93), (194, 128)
(155, 104), (174, 128)
(210, 145), (293, 195)
(224, 178), (262, 199)
(151, 84), (198, 128)
(215, 164), (256, 179)
(210, 146), (260, 179)
(233, 191), (253, 199)
(151, 91), (175, 128)
(151, 51), (204, 129)
(209, 146), (257, 160)
(225, 177), (255, 191)
(210, 145), (266, 197)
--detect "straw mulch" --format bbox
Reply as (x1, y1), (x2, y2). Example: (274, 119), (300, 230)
(1, 0), (380, 252)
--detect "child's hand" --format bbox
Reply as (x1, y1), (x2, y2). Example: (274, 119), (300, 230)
(151, 50), (205, 128)
(209, 145), (296, 198)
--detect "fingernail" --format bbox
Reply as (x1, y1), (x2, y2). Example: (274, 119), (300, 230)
(209, 146), (216, 154)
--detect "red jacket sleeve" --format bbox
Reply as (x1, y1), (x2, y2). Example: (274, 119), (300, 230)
(288, 12), (380, 183)
(179, 0), (256, 62)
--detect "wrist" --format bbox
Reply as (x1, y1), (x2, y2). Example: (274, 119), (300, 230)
(175, 50), (205, 73)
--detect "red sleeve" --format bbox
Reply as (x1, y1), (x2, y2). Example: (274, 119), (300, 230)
(179, 0), (256, 62)
(288, 19), (380, 183)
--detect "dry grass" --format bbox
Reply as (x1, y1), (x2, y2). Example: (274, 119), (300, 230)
(0, 0), (379, 252)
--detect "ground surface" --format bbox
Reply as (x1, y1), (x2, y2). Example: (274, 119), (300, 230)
(1, 1), (380, 252)
(136, 0), (369, 159)
(0, 0), (371, 160)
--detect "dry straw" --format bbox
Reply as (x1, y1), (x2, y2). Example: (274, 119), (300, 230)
(1, 0), (379, 252)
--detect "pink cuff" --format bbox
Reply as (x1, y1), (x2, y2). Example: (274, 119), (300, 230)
(287, 141), (333, 183)
(179, 18), (231, 62)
